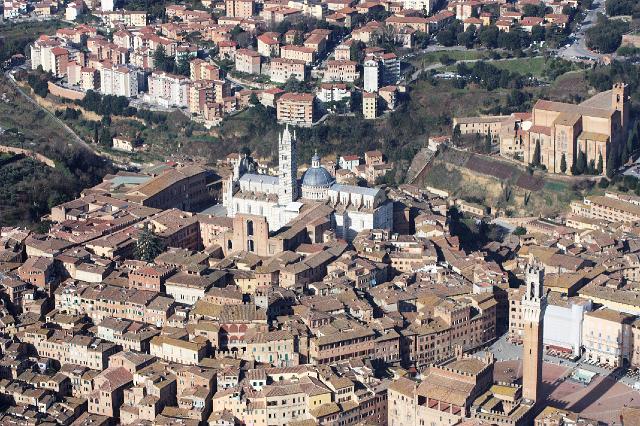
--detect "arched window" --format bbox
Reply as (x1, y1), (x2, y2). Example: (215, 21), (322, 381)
(247, 220), (254, 236)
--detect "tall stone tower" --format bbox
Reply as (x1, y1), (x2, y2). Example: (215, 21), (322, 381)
(522, 264), (546, 403)
(278, 125), (298, 205)
(612, 82), (629, 130)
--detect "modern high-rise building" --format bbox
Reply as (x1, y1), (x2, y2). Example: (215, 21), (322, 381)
(521, 264), (546, 403)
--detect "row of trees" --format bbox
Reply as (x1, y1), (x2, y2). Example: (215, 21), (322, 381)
(78, 90), (133, 116)
(436, 20), (570, 51)
(456, 61), (526, 91)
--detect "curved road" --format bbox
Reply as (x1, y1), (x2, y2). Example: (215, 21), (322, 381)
(557, 0), (607, 61)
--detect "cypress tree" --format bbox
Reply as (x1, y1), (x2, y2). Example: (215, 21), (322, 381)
(597, 153), (603, 175)
(560, 153), (567, 173)
(621, 143), (630, 166)
(606, 148), (616, 179)
(575, 150), (586, 175)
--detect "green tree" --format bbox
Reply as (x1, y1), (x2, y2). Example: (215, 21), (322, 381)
(99, 127), (111, 147)
(597, 153), (603, 174)
(606, 149), (616, 178)
(153, 45), (174, 72)
(176, 54), (190, 76)
(531, 25), (545, 43)
(575, 150), (587, 174)
(135, 224), (165, 263)
(349, 40), (365, 62)
(621, 143), (630, 165)
(513, 226), (527, 236)
(452, 124), (461, 146)
(249, 92), (259, 105)
(560, 153), (567, 173)
(484, 132), (492, 153)
(457, 26), (476, 48)
(93, 123), (99, 145)
(478, 25), (499, 48)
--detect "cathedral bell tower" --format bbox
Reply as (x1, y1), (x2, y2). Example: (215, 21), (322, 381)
(522, 264), (546, 404)
(278, 125), (298, 205)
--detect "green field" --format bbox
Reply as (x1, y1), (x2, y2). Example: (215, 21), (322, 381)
(491, 57), (548, 77)
(409, 49), (493, 67)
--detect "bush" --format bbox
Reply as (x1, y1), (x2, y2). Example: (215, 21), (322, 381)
(598, 177), (609, 188)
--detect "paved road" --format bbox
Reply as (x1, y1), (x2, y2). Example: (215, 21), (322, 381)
(557, 0), (607, 61)
(4, 70), (99, 155)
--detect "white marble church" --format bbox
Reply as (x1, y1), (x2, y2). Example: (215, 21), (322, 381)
(222, 126), (393, 241)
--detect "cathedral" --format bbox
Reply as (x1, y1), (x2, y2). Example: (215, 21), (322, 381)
(222, 126), (393, 241)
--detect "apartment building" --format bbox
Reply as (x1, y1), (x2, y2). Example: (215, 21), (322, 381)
(317, 83), (350, 103)
(94, 10), (147, 27)
(270, 58), (306, 83)
(188, 79), (228, 116)
(363, 92), (377, 120)
(571, 193), (640, 223)
(225, 0), (254, 18)
(582, 308), (634, 368)
(309, 326), (376, 364)
(150, 335), (208, 365)
(235, 49), (261, 74)
(189, 59), (221, 81)
(280, 45), (315, 64)
(453, 115), (508, 139)
(257, 33), (280, 57)
(276, 92), (315, 126)
(324, 60), (358, 82)
(29, 332), (119, 370)
(30, 37), (69, 77)
(100, 65), (139, 97)
(385, 15), (428, 32)
(147, 71), (191, 108)
(402, 295), (497, 367)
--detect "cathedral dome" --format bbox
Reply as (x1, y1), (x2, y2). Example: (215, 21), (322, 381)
(302, 166), (334, 187)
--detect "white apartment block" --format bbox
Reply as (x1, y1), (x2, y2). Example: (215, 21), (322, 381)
(270, 58), (306, 83)
(147, 71), (190, 108)
(363, 59), (380, 93)
(30, 38), (58, 73)
(100, 65), (139, 98)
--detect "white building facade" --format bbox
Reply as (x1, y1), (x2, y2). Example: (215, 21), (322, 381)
(147, 71), (190, 108)
(100, 65), (139, 97)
